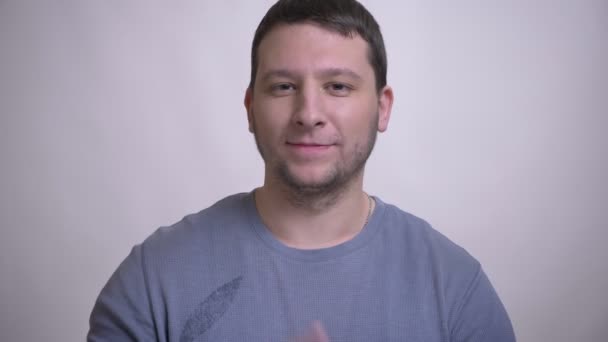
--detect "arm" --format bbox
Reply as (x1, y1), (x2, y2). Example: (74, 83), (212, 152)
(87, 245), (157, 342)
(451, 267), (516, 342)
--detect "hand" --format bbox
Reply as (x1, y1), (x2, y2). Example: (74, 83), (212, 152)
(292, 320), (330, 342)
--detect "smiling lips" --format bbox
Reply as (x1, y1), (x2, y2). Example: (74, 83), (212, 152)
(286, 142), (334, 156)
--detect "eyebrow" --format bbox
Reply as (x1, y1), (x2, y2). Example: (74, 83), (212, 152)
(260, 69), (297, 82)
(317, 67), (363, 81)
(260, 67), (363, 82)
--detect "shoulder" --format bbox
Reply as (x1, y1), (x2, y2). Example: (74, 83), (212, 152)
(140, 192), (252, 260)
(374, 197), (482, 295)
(378, 198), (479, 269)
(88, 193), (253, 340)
(375, 198), (516, 340)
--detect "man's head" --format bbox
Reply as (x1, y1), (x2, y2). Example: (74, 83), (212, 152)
(249, 0), (387, 93)
(245, 0), (393, 203)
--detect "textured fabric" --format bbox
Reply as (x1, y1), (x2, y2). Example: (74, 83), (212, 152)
(88, 192), (515, 341)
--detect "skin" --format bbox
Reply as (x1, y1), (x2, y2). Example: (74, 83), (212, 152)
(244, 22), (393, 250)
(293, 321), (330, 342)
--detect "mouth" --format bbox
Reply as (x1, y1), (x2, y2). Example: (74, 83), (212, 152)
(285, 142), (335, 155)
(286, 142), (332, 147)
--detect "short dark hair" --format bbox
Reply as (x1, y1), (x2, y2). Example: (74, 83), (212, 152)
(249, 0), (387, 92)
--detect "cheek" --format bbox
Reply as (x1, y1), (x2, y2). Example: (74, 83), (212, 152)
(252, 104), (288, 139)
(337, 102), (378, 132)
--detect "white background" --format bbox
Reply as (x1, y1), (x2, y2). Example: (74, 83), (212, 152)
(1, 1), (607, 341)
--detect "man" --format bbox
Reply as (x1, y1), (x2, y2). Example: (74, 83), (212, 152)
(88, 0), (515, 341)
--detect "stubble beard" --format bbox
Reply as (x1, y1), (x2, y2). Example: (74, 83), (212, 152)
(252, 113), (379, 210)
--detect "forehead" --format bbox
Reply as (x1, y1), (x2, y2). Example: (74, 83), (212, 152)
(256, 22), (373, 80)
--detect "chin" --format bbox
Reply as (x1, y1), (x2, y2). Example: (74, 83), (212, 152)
(279, 164), (340, 191)
(291, 173), (335, 188)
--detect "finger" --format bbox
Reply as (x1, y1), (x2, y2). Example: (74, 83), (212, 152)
(310, 320), (330, 342)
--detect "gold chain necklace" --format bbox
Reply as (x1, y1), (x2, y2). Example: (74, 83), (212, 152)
(362, 193), (373, 229)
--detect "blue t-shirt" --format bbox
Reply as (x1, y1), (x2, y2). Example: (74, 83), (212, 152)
(88, 192), (515, 341)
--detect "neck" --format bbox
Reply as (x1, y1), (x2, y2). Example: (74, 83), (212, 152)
(254, 174), (374, 249)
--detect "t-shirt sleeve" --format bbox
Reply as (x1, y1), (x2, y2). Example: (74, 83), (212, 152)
(451, 266), (516, 342)
(87, 244), (156, 341)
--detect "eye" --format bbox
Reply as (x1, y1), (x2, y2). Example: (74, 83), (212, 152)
(325, 82), (352, 96)
(270, 83), (296, 96)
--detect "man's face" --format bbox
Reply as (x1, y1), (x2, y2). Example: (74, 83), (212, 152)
(245, 23), (392, 194)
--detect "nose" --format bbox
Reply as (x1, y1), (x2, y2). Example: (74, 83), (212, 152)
(291, 84), (326, 129)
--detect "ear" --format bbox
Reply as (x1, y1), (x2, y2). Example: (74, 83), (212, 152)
(244, 87), (254, 133)
(377, 85), (393, 133)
